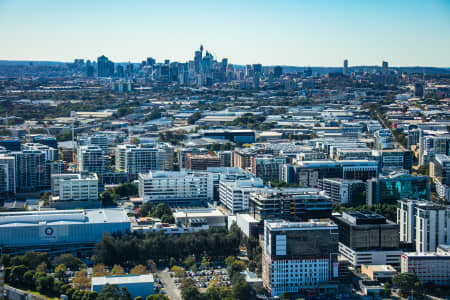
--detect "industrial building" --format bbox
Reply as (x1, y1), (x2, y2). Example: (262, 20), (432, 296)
(0, 208), (130, 254)
(92, 274), (154, 299)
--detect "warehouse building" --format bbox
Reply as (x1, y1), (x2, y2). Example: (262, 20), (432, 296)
(0, 208), (130, 254)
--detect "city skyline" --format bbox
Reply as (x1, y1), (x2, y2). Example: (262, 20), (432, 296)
(1, 0), (449, 67)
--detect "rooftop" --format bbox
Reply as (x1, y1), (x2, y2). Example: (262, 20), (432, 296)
(92, 274), (154, 285)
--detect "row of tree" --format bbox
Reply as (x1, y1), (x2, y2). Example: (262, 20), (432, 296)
(92, 226), (241, 267)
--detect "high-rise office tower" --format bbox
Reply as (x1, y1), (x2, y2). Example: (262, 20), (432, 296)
(343, 59), (348, 75)
(11, 150), (47, 192)
(273, 66), (283, 78)
(0, 154), (16, 196)
(397, 199), (450, 252)
(97, 55), (114, 78)
(262, 219), (339, 297)
(382, 60), (389, 74)
(78, 145), (105, 175)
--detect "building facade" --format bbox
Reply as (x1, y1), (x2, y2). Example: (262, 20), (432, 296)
(262, 220), (339, 297)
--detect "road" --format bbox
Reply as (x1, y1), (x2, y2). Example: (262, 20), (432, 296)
(158, 268), (182, 300)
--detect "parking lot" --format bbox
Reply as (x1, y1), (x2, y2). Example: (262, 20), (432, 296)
(173, 267), (230, 291)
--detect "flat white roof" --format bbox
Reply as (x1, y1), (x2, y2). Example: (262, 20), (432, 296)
(92, 274), (154, 285)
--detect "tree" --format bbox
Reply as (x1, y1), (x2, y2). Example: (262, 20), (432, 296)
(152, 203), (172, 219)
(160, 214), (175, 224)
(181, 278), (202, 300)
(130, 264), (147, 275)
(280, 292), (290, 300)
(52, 254), (85, 270)
(184, 256), (196, 269)
(384, 282), (392, 297)
(119, 286), (132, 300)
(171, 266), (185, 278)
(114, 183), (138, 198)
(232, 275), (250, 300)
(393, 273), (421, 297)
(111, 264), (125, 275)
(36, 275), (54, 294)
(97, 284), (121, 300)
(23, 270), (36, 289)
(225, 256), (235, 268)
(188, 112), (202, 125)
(9, 265), (28, 286)
(73, 269), (91, 290)
(146, 295), (169, 300)
(36, 262), (48, 273)
(201, 257), (210, 269)
(54, 264), (67, 282)
(93, 264), (110, 277)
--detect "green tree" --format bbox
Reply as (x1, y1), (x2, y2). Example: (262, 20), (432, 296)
(119, 286), (132, 300)
(384, 282), (392, 298)
(111, 264), (125, 275)
(184, 256), (196, 269)
(232, 275), (250, 300)
(393, 273), (421, 297)
(152, 203), (172, 219)
(181, 278), (202, 300)
(52, 254), (85, 270)
(55, 264), (67, 281)
(36, 262), (48, 273)
(9, 265), (28, 286)
(130, 264), (147, 275)
(23, 270), (36, 289)
(280, 292), (290, 300)
(188, 112), (202, 124)
(36, 275), (55, 294)
(114, 183), (138, 198)
(97, 284), (121, 300)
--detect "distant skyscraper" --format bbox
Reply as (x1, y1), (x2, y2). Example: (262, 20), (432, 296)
(252, 64), (262, 75)
(146, 57), (155, 66)
(97, 55), (114, 78)
(343, 59), (348, 75)
(273, 66), (282, 78)
(382, 60), (389, 74)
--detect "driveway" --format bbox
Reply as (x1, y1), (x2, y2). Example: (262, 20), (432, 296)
(158, 268), (182, 300)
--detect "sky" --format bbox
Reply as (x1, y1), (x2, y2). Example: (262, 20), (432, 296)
(0, 0), (449, 67)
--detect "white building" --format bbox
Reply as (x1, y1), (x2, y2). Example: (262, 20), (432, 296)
(51, 173), (98, 202)
(92, 274), (154, 299)
(262, 219), (339, 297)
(78, 145), (105, 175)
(0, 154), (16, 195)
(219, 177), (264, 213)
(374, 129), (395, 150)
(397, 199), (450, 252)
(115, 144), (170, 176)
(22, 143), (57, 162)
(138, 171), (213, 207)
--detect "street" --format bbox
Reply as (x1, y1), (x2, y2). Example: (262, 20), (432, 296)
(158, 268), (182, 300)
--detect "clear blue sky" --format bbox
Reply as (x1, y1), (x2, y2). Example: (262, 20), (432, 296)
(1, 0), (449, 66)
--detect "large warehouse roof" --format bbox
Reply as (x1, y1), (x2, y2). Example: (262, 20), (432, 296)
(0, 208), (129, 227)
